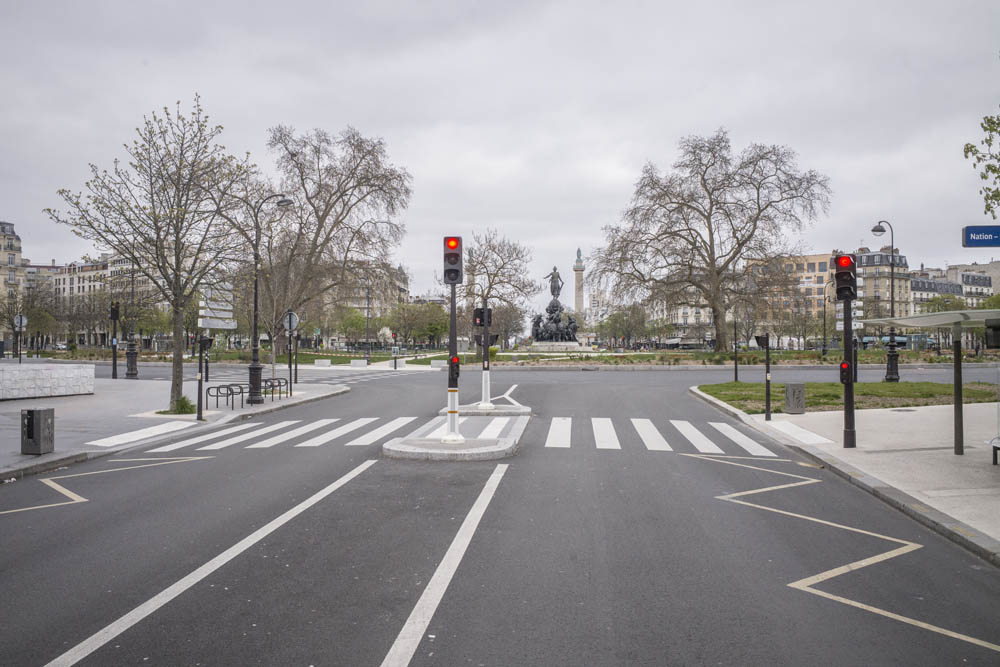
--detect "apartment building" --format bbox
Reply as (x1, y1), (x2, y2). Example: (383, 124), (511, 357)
(909, 272), (964, 313)
(1, 221), (24, 299)
(852, 245), (912, 318)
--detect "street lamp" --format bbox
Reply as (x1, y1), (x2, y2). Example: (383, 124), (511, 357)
(871, 220), (899, 382)
(822, 279), (835, 356)
(365, 274), (372, 365)
(249, 193), (293, 404)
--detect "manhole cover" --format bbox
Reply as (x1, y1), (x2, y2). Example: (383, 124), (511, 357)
(890, 408), (917, 412)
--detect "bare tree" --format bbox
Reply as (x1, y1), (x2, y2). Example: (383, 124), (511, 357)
(464, 229), (542, 403)
(47, 97), (247, 410)
(591, 129), (830, 351)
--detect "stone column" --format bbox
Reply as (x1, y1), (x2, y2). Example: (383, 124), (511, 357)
(573, 248), (585, 315)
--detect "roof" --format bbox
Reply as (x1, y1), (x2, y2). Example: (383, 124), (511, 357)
(862, 309), (1000, 329)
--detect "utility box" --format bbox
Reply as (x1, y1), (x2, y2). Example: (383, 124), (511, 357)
(21, 408), (55, 455)
(784, 383), (805, 415)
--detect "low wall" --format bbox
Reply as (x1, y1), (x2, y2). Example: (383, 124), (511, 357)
(0, 364), (94, 400)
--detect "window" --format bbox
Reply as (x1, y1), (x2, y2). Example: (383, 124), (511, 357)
(815, 276), (823, 284)
(7, 254), (13, 266)
(818, 261), (827, 272)
(807, 262), (816, 272)
(8, 270), (15, 283)
(796, 263), (805, 272)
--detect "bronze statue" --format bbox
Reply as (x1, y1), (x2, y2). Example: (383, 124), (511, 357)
(543, 266), (564, 299)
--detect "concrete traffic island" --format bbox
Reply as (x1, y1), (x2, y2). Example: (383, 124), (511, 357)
(383, 415), (529, 461)
(0, 363), (93, 400)
(437, 382), (531, 416)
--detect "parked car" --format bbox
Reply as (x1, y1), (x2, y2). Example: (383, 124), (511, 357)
(54, 342), (68, 350)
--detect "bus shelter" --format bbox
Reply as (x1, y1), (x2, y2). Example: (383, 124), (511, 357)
(862, 309), (1000, 455)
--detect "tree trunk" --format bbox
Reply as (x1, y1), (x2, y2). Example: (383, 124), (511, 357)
(170, 303), (185, 411)
(711, 300), (728, 352)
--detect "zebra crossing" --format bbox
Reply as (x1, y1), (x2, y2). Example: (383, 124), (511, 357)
(197, 367), (417, 386)
(542, 417), (778, 457)
(136, 415), (778, 457)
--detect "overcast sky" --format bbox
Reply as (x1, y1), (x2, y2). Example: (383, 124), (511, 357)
(3, 0), (999, 313)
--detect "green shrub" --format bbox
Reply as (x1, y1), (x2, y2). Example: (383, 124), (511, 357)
(173, 395), (196, 414)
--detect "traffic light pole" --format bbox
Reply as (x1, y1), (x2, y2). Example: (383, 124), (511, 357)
(843, 297), (856, 448)
(478, 296), (494, 410)
(444, 282), (463, 443)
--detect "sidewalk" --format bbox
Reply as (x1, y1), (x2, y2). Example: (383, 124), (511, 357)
(1, 378), (348, 480)
(692, 387), (1000, 567)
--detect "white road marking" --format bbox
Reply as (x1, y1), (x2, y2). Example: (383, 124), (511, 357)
(426, 416), (468, 439)
(197, 421), (300, 450)
(631, 419), (672, 451)
(670, 420), (724, 453)
(769, 421), (835, 445)
(342, 417), (417, 446)
(404, 417), (445, 439)
(477, 417), (510, 439)
(709, 422), (777, 457)
(85, 421), (194, 447)
(45, 459), (378, 667)
(591, 418), (621, 449)
(544, 417), (572, 448)
(245, 419), (339, 448)
(147, 423), (261, 453)
(294, 418), (378, 447)
(380, 464), (508, 667)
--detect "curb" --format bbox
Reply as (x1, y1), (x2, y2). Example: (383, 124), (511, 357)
(382, 415), (529, 461)
(489, 364), (966, 371)
(0, 385), (351, 481)
(437, 404), (532, 416)
(687, 385), (1000, 568)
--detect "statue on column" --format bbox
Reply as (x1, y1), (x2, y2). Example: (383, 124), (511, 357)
(533, 266), (577, 343)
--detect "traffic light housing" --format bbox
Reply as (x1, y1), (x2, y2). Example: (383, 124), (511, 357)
(443, 236), (463, 284)
(840, 360), (851, 384)
(834, 254), (857, 301)
(448, 354), (460, 383)
(473, 307), (484, 327)
(110, 302), (120, 321)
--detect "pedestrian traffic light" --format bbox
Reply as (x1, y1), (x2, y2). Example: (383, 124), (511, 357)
(840, 360), (851, 384)
(448, 355), (460, 383)
(443, 236), (463, 284)
(834, 254), (857, 301)
(473, 307), (484, 326)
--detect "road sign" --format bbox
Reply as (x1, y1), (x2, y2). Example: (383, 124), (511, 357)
(836, 321), (863, 331)
(198, 317), (237, 330)
(963, 225), (1000, 247)
(13, 314), (27, 331)
(198, 284), (236, 330)
(391, 346), (400, 356)
(284, 310), (300, 332)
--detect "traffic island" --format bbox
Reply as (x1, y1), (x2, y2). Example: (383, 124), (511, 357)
(383, 415), (529, 461)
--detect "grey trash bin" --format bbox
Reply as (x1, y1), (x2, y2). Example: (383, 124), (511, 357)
(784, 383), (805, 415)
(21, 408), (55, 455)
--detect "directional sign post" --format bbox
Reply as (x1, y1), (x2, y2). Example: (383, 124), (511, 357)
(963, 225), (1000, 247)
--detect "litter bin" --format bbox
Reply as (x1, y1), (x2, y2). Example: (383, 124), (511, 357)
(784, 383), (805, 415)
(21, 408), (55, 455)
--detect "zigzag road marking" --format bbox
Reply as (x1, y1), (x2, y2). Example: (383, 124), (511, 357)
(0, 457), (212, 516)
(682, 453), (1000, 654)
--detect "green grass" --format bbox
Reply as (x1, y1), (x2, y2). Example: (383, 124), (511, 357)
(156, 395), (197, 415)
(699, 381), (1000, 414)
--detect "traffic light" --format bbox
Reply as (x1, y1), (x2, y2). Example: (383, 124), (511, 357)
(109, 302), (120, 321)
(391, 332), (397, 341)
(473, 307), (484, 327)
(443, 236), (463, 284)
(448, 354), (460, 383)
(840, 360), (851, 384)
(834, 254), (857, 301)
(485, 307), (492, 326)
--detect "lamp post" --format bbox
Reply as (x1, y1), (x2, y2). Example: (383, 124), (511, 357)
(249, 193), (293, 404)
(126, 246), (139, 378)
(365, 275), (372, 365)
(872, 220), (899, 382)
(822, 279), (835, 356)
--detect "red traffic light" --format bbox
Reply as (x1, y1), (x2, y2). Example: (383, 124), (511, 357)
(445, 237), (459, 249)
(450, 356), (459, 364)
(837, 255), (854, 268)
(841, 361), (849, 369)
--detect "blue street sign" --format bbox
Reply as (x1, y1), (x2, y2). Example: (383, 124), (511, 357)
(963, 225), (1000, 247)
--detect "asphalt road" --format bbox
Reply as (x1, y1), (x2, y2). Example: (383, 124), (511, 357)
(2, 369), (999, 665)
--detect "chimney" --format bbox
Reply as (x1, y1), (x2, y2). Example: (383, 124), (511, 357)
(52, 259), (56, 266)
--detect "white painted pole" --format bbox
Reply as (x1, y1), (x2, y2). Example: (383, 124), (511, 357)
(442, 387), (464, 443)
(478, 369), (494, 410)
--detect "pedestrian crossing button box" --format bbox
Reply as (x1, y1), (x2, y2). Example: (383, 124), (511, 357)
(21, 408), (55, 455)
(784, 383), (805, 414)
